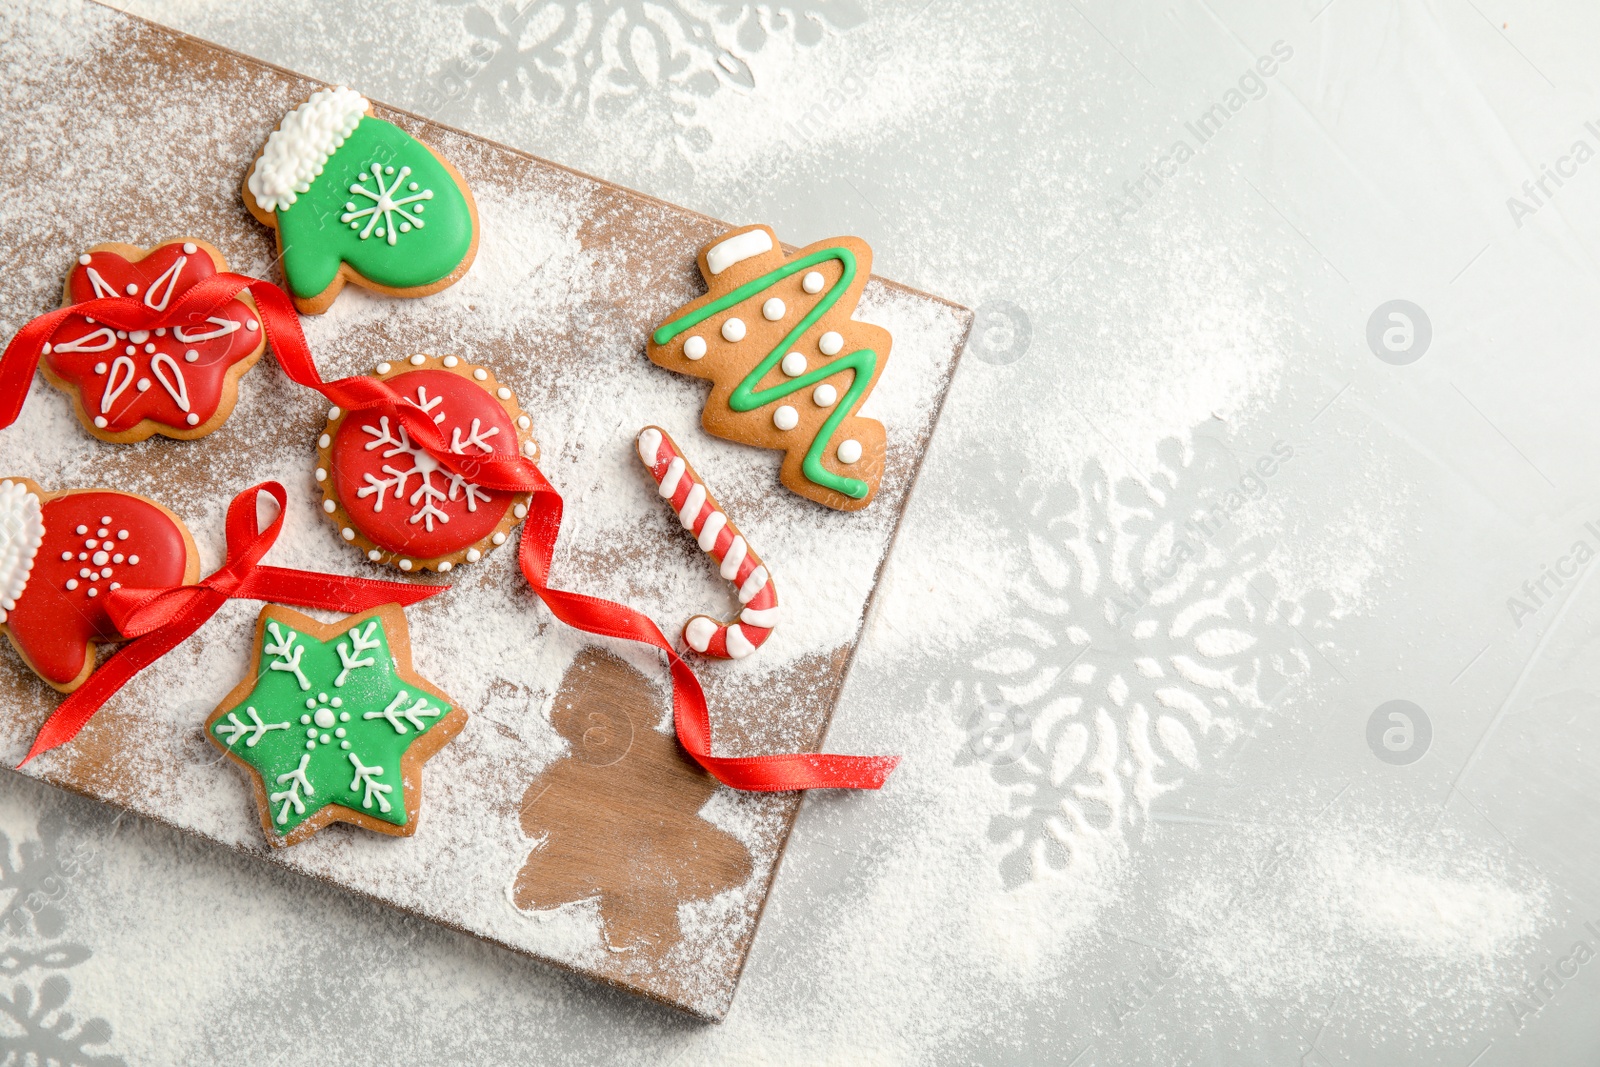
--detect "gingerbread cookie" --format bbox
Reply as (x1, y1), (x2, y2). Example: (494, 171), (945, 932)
(0, 478), (199, 692)
(315, 354), (538, 572)
(636, 427), (778, 659)
(207, 604), (465, 847)
(647, 225), (893, 512)
(38, 238), (267, 442)
(242, 86), (479, 315)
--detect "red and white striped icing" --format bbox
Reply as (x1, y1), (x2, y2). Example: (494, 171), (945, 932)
(636, 426), (778, 660)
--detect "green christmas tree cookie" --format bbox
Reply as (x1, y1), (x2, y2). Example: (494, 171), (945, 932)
(207, 604), (466, 847)
(243, 86), (479, 314)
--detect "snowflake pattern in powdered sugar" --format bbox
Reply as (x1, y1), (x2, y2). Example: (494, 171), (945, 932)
(947, 435), (1334, 888)
(355, 385), (498, 532)
(435, 2), (866, 156)
(0, 813), (125, 1066)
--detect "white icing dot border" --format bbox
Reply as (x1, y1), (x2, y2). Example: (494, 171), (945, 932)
(314, 353), (539, 574)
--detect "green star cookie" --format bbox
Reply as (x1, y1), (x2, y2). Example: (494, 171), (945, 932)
(207, 604), (465, 847)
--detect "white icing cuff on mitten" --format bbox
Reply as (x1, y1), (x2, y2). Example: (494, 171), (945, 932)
(247, 86), (369, 212)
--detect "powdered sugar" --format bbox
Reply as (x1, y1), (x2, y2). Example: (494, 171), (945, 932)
(0, 1), (965, 1022)
(0, 0), (1568, 1060)
(1158, 799), (1550, 1038)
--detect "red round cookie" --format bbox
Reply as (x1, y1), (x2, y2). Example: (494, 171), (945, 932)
(0, 481), (197, 691)
(41, 239), (267, 442)
(322, 359), (536, 571)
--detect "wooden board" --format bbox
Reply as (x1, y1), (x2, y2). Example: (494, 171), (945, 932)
(0, 3), (969, 1020)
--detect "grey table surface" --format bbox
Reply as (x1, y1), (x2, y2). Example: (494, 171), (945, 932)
(3, 0), (1599, 1063)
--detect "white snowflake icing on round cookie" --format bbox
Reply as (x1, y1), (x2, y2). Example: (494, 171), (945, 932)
(354, 386), (495, 532)
(317, 355), (536, 572)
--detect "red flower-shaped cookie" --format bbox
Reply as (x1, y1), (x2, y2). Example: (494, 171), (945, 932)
(315, 354), (538, 573)
(0, 478), (198, 692)
(40, 239), (267, 442)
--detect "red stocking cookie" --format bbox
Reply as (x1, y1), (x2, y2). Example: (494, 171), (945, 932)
(39, 239), (268, 442)
(635, 427), (778, 659)
(316, 355), (538, 572)
(0, 478), (199, 691)
(646, 225), (893, 512)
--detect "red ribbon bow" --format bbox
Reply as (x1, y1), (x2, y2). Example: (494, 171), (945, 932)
(5, 271), (898, 791)
(21, 481), (446, 764)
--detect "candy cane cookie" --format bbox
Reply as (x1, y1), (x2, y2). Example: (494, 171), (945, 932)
(636, 427), (777, 659)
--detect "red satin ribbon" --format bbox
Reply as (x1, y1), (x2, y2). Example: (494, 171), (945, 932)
(4, 272), (897, 790)
(516, 464), (898, 791)
(20, 481), (446, 765)
(0, 275), (529, 491)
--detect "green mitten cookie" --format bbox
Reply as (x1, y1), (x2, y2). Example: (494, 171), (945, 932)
(244, 87), (478, 314)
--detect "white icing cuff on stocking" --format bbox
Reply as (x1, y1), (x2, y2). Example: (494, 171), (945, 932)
(248, 86), (370, 212)
(0, 480), (44, 624)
